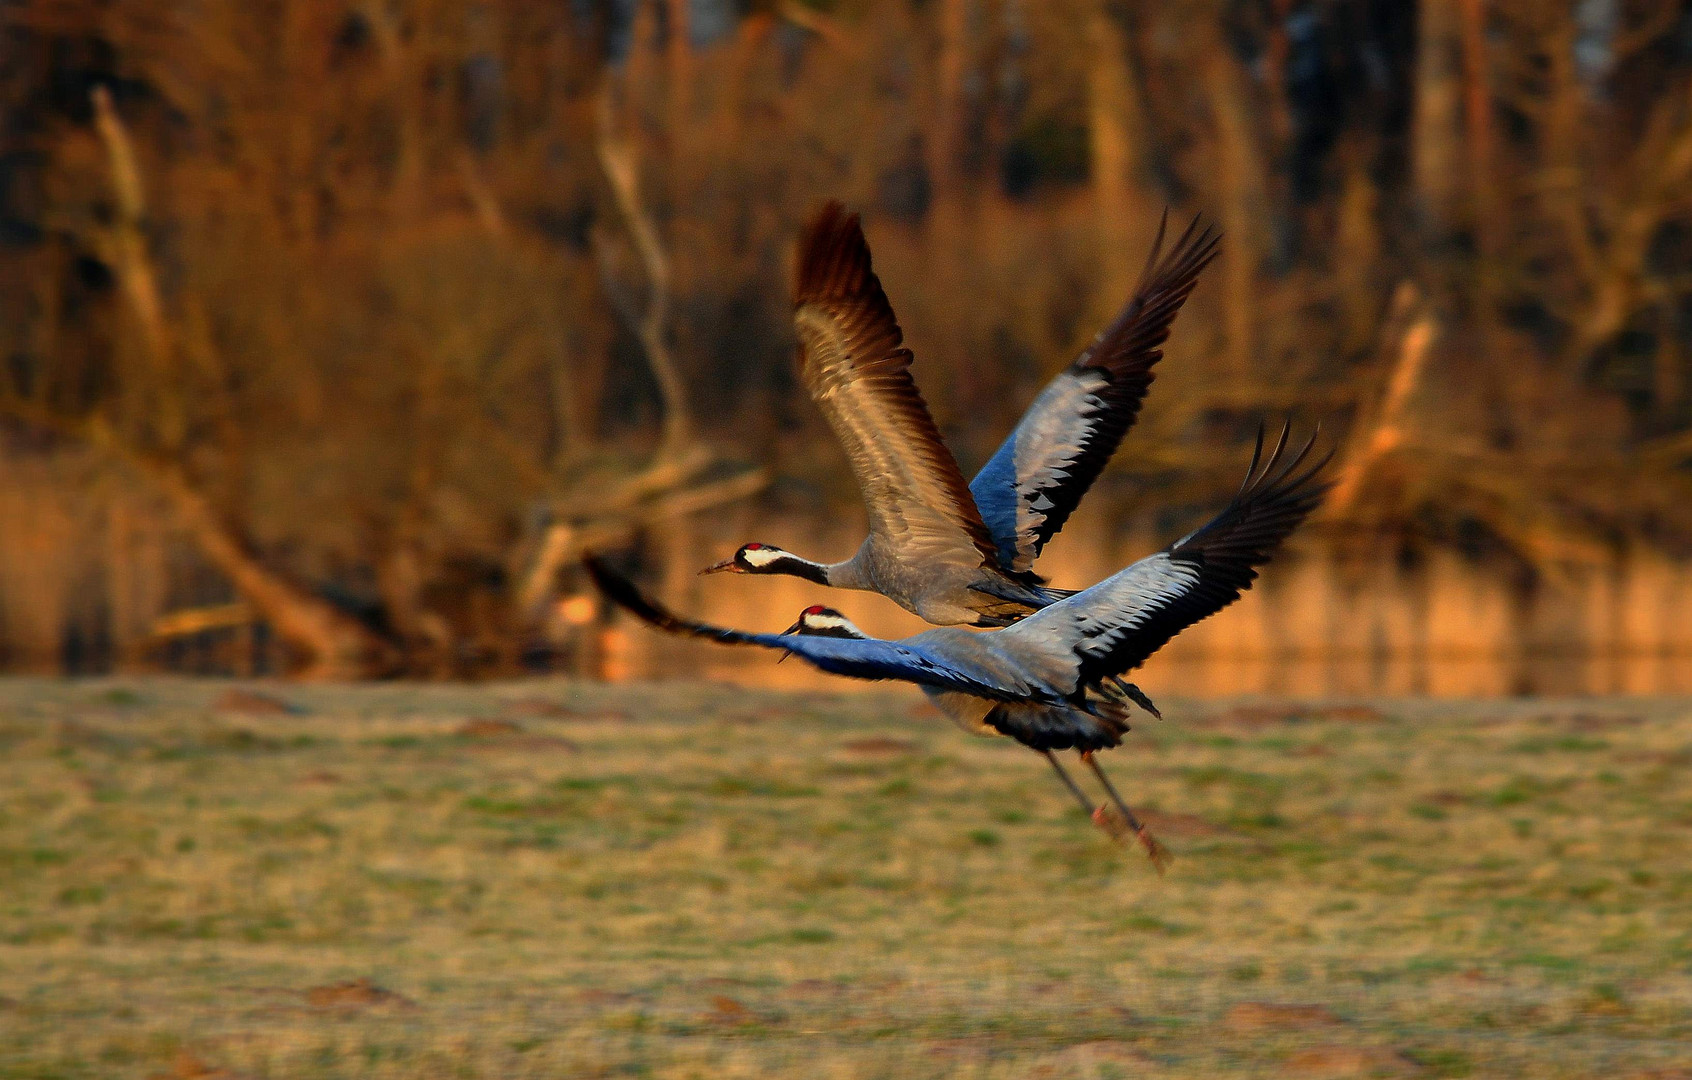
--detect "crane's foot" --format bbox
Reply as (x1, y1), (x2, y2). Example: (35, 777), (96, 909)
(1136, 824), (1171, 874)
(1109, 678), (1163, 719)
(1091, 803), (1129, 840)
(1091, 804), (1171, 874)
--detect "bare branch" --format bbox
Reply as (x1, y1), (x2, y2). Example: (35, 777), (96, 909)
(1326, 284), (1439, 518)
(595, 85), (692, 459)
(517, 465), (768, 622)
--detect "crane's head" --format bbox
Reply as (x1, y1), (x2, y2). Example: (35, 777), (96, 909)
(700, 543), (792, 575)
(699, 543), (828, 584)
(779, 605), (868, 640)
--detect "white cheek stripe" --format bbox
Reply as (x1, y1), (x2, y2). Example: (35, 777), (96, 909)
(805, 614), (861, 634)
(743, 548), (785, 568)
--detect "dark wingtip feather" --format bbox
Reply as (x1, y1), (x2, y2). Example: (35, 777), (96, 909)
(1069, 427), (1333, 686)
(582, 555), (684, 633)
(582, 554), (748, 645)
(795, 200), (874, 309)
(1074, 210), (1220, 381)
(1006, 213), (1222, 564)
(1140, 207), (1171, 280)
(1172, 423), (1334, 568)
(1238, 422), (1268, 497)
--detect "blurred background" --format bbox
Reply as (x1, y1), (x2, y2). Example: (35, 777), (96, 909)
(1, 0), (1690, 694)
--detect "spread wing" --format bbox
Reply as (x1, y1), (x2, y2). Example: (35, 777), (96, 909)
(794, 202), (999, 570)
(971, 213), (1220, 573)
(583, 556), (1022, 700)
(999, 424), (1331, 694)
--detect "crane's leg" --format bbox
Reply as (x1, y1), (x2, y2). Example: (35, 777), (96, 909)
(1042, 749), (1102, 820)
(1081, 751), (1170, 873)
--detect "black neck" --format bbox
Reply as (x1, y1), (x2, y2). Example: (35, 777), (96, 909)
(773, 554), (830, 586)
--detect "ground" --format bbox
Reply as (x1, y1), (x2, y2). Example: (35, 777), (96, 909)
(0, 678), (1689, 1079)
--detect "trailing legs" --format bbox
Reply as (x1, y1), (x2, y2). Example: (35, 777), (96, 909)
(1082, 750), (1169, 873)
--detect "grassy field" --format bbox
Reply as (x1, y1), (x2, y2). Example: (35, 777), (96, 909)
(1, 678), (1690, 1079)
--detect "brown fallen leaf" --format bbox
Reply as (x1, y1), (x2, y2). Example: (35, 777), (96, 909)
(456, 717), (525, 737)
(1224, 1001), (1344, 1032)
(304, 978), (416, 1011)
(1055, 1040), (1152, 1068)
(151, 1051), (254, 1080)
(1280, 1045), (1419, 1077)
(501, 698), (573, 718)
(707, 995), (753, 1023)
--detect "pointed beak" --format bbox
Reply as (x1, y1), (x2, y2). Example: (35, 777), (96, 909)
(699, 558), (743, 575)
(775, 618), (802, 662)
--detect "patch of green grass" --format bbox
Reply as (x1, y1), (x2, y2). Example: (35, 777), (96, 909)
(1119, 913), (1194, 936)
(1409, 1047), (1476, 1077)
(0, 681), (1686, 1079)
(705, 777), (820, 798)
(1512, 736), (1609, 754)
(55, 885), (105, 906)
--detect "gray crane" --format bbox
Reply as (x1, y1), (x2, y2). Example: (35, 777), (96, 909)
(591, 425), (1330, 868)
(701, 201), (1219, 627)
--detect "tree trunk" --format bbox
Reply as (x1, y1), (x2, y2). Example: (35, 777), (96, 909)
(1458, 0), (1500, 261)
(1413, 0), (1464, 241)
(929, 0), (977, 201)
(1204, 48), (1267, 377)
(144, 458), (395, 679)
(1087, 2), (1152, 303)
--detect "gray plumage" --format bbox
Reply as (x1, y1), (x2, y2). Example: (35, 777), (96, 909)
(702, 202), (1219, 627)
(597, 424), (1331, 753)
(971, 212), (1219, 574)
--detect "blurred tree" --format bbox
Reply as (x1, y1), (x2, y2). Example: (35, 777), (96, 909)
(0, 0), (1689, 674)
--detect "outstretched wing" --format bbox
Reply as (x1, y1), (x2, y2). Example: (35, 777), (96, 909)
(971, 213), (1220, 574)
(795, 202), (999, 570)
(583, 556), (1019, 700)
(999, 424), (1331, 694)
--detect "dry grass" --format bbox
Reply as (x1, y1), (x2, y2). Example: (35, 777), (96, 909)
(1, 678), (1690, 1078)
